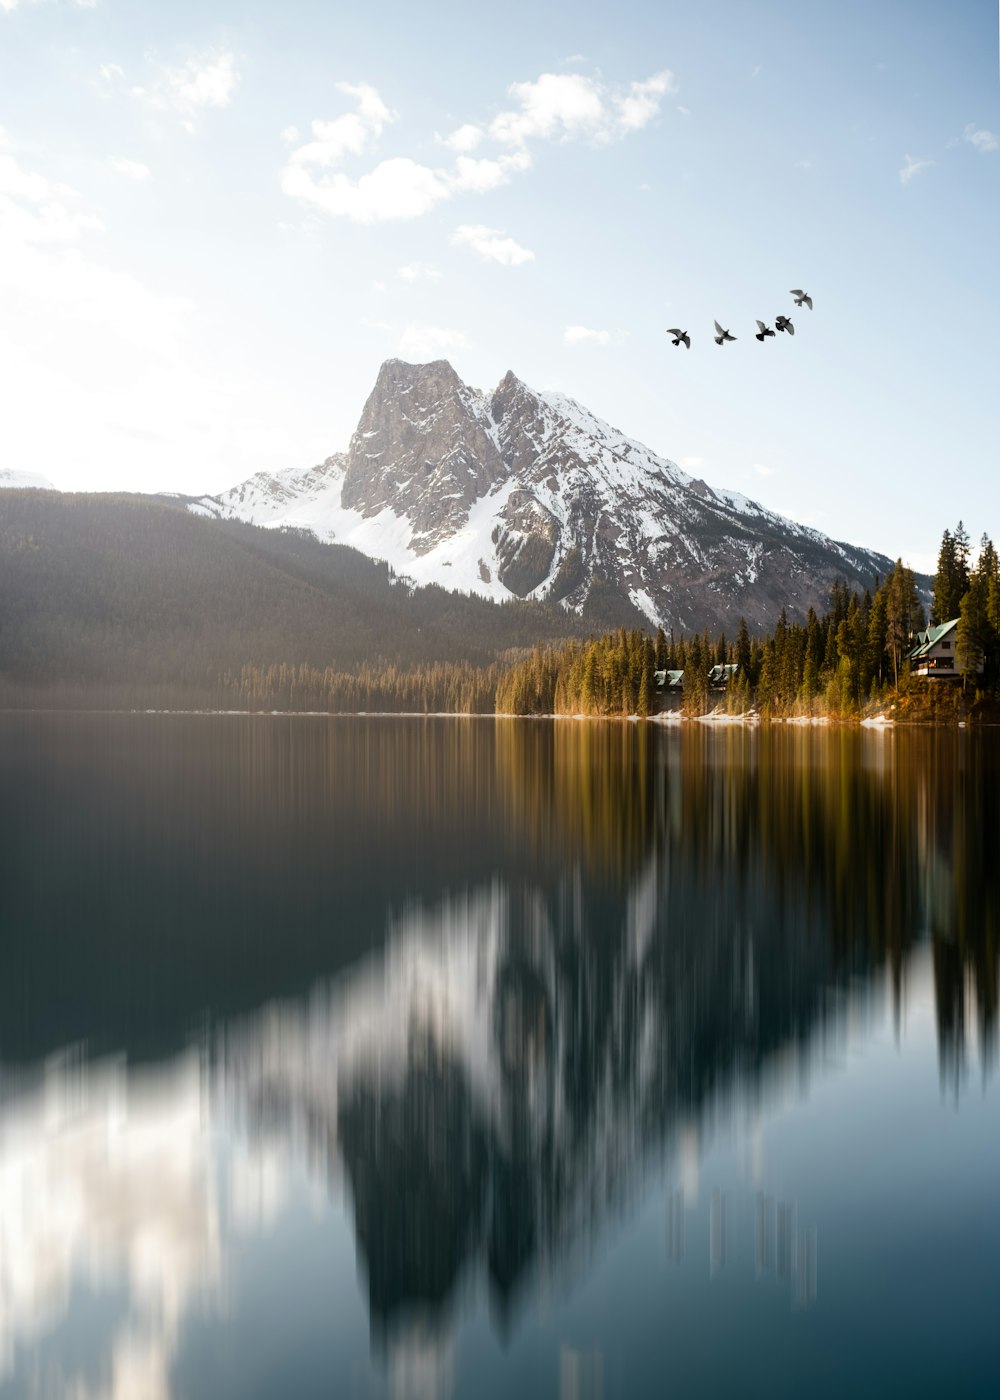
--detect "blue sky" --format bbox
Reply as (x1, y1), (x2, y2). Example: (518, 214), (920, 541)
(1, 0), (997, 570)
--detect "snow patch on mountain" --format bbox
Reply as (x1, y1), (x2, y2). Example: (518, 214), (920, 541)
(0, 469), (56, 491)
(192, 359), (893, 631)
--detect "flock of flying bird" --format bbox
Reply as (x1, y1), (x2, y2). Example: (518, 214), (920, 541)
(667, 289), (813, 349)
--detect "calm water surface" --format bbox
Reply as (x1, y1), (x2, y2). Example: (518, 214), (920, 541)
(0, 715), (998, 1398)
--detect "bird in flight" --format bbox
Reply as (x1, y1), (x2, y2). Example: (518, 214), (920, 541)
(755, 320), (776, 341)
(714, 320), (737, 345)
(790, 289), (813, 310)
(775, 314), (795, 335)
(666, 328), (691, 349)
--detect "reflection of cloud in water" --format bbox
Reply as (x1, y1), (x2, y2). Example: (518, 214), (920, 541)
(0, 845), (987, 1395)
(0, 1050), (218, 1399)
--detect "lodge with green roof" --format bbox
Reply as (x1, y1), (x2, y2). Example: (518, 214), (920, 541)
(908, 619), (981, 679)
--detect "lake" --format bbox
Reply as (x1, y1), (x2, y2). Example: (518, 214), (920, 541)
(1, 714), (998, 1398)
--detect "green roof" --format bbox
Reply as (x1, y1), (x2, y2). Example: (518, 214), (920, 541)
(909, 618), (958, 660)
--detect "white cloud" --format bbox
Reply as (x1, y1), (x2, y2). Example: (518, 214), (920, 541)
(0, 142), (213, 491)
(397, 324), (469, 360)
(109, 157), (150, 180)
(963, 123), (998, 153)
(676, 104), (691, 118)
(614, 72), (676, 135)
(446, 150), (531, 193)
(490, 69), (675, 147)
(0, 0), (20, 11)
(283, 68), (671, 226)
(491, 73), (605, 144)
(288, 85), (393, 168)
(453, 223), (534, 266)
(564, 324), (611, 346)
(141, 49), (241, 131)
(753, 462), (775, 478)
(0, 152), (104, 240)
(397, 262), (441, 281)
(441, 123), (484, 153)
(283, 156), (449, 223)
(899, 153), (933, 184)
(282, 85), (450, 223)
(1, 190), (189, 352)
(280, 125), (300, 146)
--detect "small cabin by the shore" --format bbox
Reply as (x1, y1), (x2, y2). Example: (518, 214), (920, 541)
(908, 618), (982, 679)
(653, 664), (738, 693)
(708, 663), (739, 689)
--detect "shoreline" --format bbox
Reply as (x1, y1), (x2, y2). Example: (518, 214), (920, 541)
(0, 706), (992, 727)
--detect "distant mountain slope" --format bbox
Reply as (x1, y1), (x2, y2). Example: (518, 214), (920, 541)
(0, 469), (55, 490)
(0, 491), (590, 703)
(194, 358), (897, 632)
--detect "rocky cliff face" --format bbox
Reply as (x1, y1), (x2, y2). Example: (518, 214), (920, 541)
(193, 359), (894, 632)
(343, 359), (506, 551)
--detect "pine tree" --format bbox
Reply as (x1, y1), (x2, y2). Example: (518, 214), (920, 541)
(655, 626), (668, 669)
(735, 617), (751, 680)
(885, 559), (920, 687)
(933, 523), (971, 624)
(956, 573), (989, 688)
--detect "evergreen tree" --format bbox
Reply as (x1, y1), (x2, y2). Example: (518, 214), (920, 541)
(800, 608), (823, 704)
(933, 523), (971, 624)
(655, 626), (668, 669)
(884, 559), (921, 687)
(866, 583), (889, 692)
(735, 617), (752, 679)
(956, 574), (989, 688)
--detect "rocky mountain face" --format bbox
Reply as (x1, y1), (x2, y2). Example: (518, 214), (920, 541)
(193, 358), (894, 632)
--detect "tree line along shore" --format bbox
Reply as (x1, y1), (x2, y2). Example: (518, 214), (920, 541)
(171, 523), (1000, 722)
(2, 502), (998, 721)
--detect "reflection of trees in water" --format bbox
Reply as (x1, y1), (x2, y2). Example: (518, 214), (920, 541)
(329, 726), (999, 1339)
(915, 731), (1000, 1083)
(195, 721), (1000, 1354)
(496, 722), (998, 1075)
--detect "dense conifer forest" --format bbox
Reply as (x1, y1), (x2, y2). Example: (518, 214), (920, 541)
(2, 490), (996, 720)
(493, 526), (1000, 719)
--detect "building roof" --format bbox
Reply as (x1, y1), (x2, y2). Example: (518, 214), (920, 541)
(909, 618), (958, 659)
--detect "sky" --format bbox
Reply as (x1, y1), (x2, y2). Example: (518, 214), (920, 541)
(1, 0), (997, 571)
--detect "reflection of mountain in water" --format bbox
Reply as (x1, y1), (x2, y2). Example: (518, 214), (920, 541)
(2, 723), (997, 1391)
(217, 728), (999, 1341)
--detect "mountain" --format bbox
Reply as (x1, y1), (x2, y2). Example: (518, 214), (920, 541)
(0, 469), (55, 491)
(0, 490), (588, 707)
(193, 358), (895, 632)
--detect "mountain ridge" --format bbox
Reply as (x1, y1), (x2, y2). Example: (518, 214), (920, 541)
(192, 358), (895, 632)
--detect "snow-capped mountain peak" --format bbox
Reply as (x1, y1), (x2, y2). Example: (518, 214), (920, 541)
(193, 359), (892, 631)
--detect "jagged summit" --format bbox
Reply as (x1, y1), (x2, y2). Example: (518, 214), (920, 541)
(192, 359), (892, 632)
(343, 357), (506, 550)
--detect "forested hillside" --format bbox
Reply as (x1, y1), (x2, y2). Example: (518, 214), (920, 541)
(2, 492), (988, 720)
(0, 491), (588, 707)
